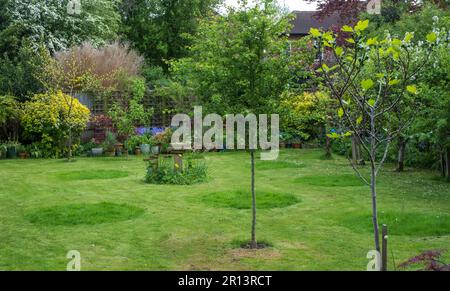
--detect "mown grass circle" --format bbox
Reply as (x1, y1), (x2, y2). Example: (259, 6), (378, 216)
(26, 202), (145, 226)
(202, 191), (300, 209)
(294, 174), (364, 187)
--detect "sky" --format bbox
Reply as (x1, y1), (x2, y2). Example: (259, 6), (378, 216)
(223, 0), (318, 11)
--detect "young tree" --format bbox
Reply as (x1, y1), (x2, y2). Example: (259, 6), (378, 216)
(36, 49), (99, 161)
(310, 20), (439, 251)
(172, 0), (291, 248)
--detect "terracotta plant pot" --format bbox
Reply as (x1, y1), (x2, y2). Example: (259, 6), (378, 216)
(135, 147), (141, 156)
(19, 152), (28, 159)
(106, 150), (115, 157)
(293, 143), (302, 149)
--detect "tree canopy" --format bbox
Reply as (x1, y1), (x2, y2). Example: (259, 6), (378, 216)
(120, 0), (221, 70)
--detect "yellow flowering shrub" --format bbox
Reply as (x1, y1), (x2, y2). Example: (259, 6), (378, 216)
(22, 91), (90, 157)
(280, 91), (334, 141)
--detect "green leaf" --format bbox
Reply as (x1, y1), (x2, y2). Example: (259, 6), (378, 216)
(329, 65), (339, 72)
(322, 63), (330, 72)
(356, 116), (363, 125)
(406, 85), (418, 94)
(426, 32), (437, 43)
(392, 38), (403, 46)
(346, 38), (355, 44)
(335, 46), (343, 56)
(367, 37), (378, 46)
(404, 32), (414, 43)
(361, 79), (374, 90)
(343, 131), (353, 137)
(323, 32), (334, 42)
(388, 79), (400, 86)
(327, 132), (340, 139)
(376, 73), (385, 79)
(310, 28), (321, 37)
(392, 52), (400, 60)
(338, 108), (344, 118)
(341, 25), (353, 32)
(368, 99), (376, 107)
(354, 20), (369, 32)
(323, 41), (332, 47)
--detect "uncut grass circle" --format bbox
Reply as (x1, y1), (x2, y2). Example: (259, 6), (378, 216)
(202, 191), (300, 209)
(294, 174), (364, 187)
(25, 203), (145, 226)
(340, 212), (450, 236)
(56, 170), (129, 181)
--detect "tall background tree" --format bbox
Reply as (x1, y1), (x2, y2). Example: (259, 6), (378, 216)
(120, 0), (221, 71)
(0, 0), (121, 100)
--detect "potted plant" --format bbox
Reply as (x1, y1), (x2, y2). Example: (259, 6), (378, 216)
(135, 147), (141, 156)
(150, 136), (160, 154)
(140, 142), (151, 155)
(90, 138), (103, 157)
(91, 147), (103, 156)
(0, 143), (7, 159)
(154, 128), (172, 154)
(280, 133), (292, 149)
(6, 141), (19, 159)
(292, 137), (302, 149)
(17, 145), (28, 159)
(115, 142), (124, 157)
(103, 131), (117, 157)
(29, 144), (41, 159)
(283, 133), (293, 149)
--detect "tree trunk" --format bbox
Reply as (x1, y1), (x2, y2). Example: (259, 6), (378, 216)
(324, 134), (332, 159)
(396, 136), (406, 172)
(446, 148), (450, 181)
(370, 109), (380, 252)
(351, 136), (363, 165)
(67, 130), (73, 162)
(441, 152), (446, 177)
(371, 164), (381, 252)
(351, 136), (358, 163)
(250, 150), (257, 249)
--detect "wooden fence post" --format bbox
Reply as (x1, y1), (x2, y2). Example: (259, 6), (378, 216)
(381, 224), (388, 271)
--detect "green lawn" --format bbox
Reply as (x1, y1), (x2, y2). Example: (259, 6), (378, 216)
(0, 149), (449, 270)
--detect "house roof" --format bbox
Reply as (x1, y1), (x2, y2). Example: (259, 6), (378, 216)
(290, 11), (341, 36)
